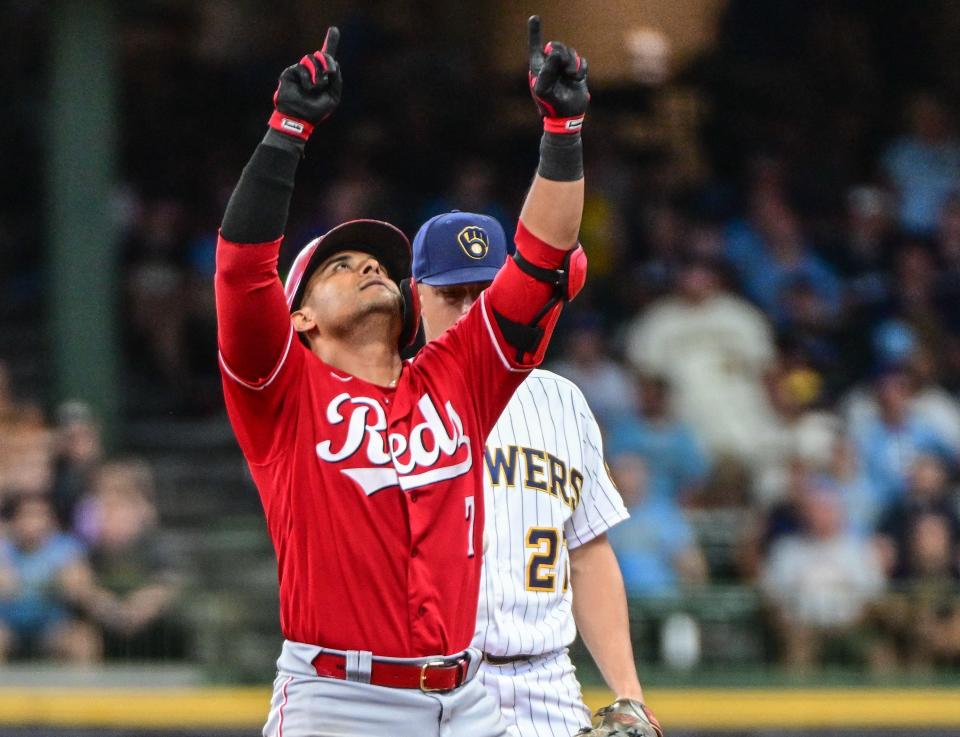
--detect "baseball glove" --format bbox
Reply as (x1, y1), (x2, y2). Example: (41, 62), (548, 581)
(574, 698), (663, 737)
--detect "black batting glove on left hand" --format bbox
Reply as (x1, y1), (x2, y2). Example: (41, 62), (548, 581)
(268, 27), (342, 142)
(527, 15), (590, 134)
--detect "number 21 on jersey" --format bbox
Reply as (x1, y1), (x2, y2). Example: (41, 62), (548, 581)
(525, 526), (569, 592)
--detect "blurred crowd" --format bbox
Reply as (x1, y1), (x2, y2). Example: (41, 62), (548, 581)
(561, 85), (960, 671)
(0, 370), (184, 663)
(1, 2), (959, 673)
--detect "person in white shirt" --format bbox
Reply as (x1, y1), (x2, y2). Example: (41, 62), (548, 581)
(762, 483), (885, 669)
(624, 256), (777, 468)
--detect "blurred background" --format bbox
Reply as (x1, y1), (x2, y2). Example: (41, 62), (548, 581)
(1, 0), (959, 734)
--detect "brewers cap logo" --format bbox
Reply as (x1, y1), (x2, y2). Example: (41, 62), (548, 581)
(457, 226), (489, 260)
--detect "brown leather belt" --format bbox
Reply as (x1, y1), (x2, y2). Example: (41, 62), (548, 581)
(312, 651), (471, 692)
(483, 653), (534, 665)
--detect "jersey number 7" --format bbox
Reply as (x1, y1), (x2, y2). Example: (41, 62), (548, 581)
(465, 496), (475, 557)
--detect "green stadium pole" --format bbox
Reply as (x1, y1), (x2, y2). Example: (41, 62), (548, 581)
(48, 0), (120, 447)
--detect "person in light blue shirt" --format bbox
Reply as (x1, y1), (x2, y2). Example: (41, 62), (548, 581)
(882, 93), (960, 235)
(606, 451), (708, 598)
(606, 373), (709, 504)
(0, 494), (87, 660)
(852, 368), (953, 511)
(724, 192), (841, 321)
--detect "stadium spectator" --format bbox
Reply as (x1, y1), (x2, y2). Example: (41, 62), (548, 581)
(873, 453), (959, 581)
(774, 278), (844, 373)
(0, 422), (53, 499)
(738, 457), (810, 580)
(904, 346), (960, 454)
(752, 363), (840, 506)
(624, 255), (777, 468)
(825, 438), (881, 537)
(891, 242), (953, 361)
(869, 512), (960, 672)
(723, 189), (842, 321)
(71, 460), (185, 660)
(830, 186), (895, 299)
(605, 372), (709, 504)
(761, 483), (885, 670)
(50, 401), (103, 530)
(549, 314), (637, 427)
(0, 494), (96, 662)
(842, 337), (960, 446)
(881, 92), (960, 236)
(902, 515), (960, 668)
(606, 451), (708, 598)
(849, 366), (952, 510)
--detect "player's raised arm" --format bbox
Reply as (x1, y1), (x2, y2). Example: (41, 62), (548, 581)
(472, 17), (589, 374)
(215, 28), (342, 383)
(519, 15), (587, 249)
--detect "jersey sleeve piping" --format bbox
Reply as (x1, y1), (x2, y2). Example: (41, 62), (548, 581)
(219, 325), (295, 390)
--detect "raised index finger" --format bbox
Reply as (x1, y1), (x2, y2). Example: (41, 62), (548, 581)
(528, 16), (543, 61)
(321, 26), (340, 58)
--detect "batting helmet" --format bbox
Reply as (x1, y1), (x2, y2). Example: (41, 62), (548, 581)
(283, 219), (420, 349)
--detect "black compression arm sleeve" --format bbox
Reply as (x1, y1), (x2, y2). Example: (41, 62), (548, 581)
(220, 130), (306, 244)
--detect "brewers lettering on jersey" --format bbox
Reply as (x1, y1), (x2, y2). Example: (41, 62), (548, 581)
(213, 19), (598, 737)
(413, 208), (660, 737)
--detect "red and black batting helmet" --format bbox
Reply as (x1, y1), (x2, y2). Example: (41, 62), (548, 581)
(283, 219), (420, 349)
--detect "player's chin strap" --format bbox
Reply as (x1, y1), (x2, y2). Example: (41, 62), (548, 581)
(493, 245), (587, 363)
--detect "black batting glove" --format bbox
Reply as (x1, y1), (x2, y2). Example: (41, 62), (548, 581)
(268, 27), (343, 142)
(527, 15), (590, 134)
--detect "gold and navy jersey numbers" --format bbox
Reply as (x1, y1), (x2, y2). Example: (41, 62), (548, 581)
(484, 445), (583, 511)
(524, 527), (571, 593)
(525, 527), (559, 591)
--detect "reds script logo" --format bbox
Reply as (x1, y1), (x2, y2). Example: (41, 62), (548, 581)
(316, 392), (472, 495)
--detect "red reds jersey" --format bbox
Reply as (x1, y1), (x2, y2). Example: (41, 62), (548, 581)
(215, 225), (575, 658)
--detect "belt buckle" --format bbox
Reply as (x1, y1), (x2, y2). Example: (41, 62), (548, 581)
(419, 660), (448, 692)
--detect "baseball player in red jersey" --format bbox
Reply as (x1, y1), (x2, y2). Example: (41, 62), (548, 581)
(215, 18), (590, 737)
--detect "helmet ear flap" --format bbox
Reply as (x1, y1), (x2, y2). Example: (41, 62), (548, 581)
(398, 277), (422, 350)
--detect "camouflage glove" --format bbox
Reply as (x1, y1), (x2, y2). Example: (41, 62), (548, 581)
(574, 699), (663, 737)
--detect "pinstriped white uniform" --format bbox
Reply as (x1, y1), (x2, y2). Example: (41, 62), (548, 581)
(472, 369), (629, 737)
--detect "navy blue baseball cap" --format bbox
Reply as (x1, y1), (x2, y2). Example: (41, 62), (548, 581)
(412, 211), (508, 286)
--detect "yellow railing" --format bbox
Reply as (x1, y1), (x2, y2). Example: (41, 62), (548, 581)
(0, 686), (957, 729)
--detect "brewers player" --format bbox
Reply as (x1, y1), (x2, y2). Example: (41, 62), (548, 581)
(414, 214), (663, 737)
(215, 19), (593, 737)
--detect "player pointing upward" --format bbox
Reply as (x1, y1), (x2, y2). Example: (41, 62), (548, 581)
(215, 18), (591, 737)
